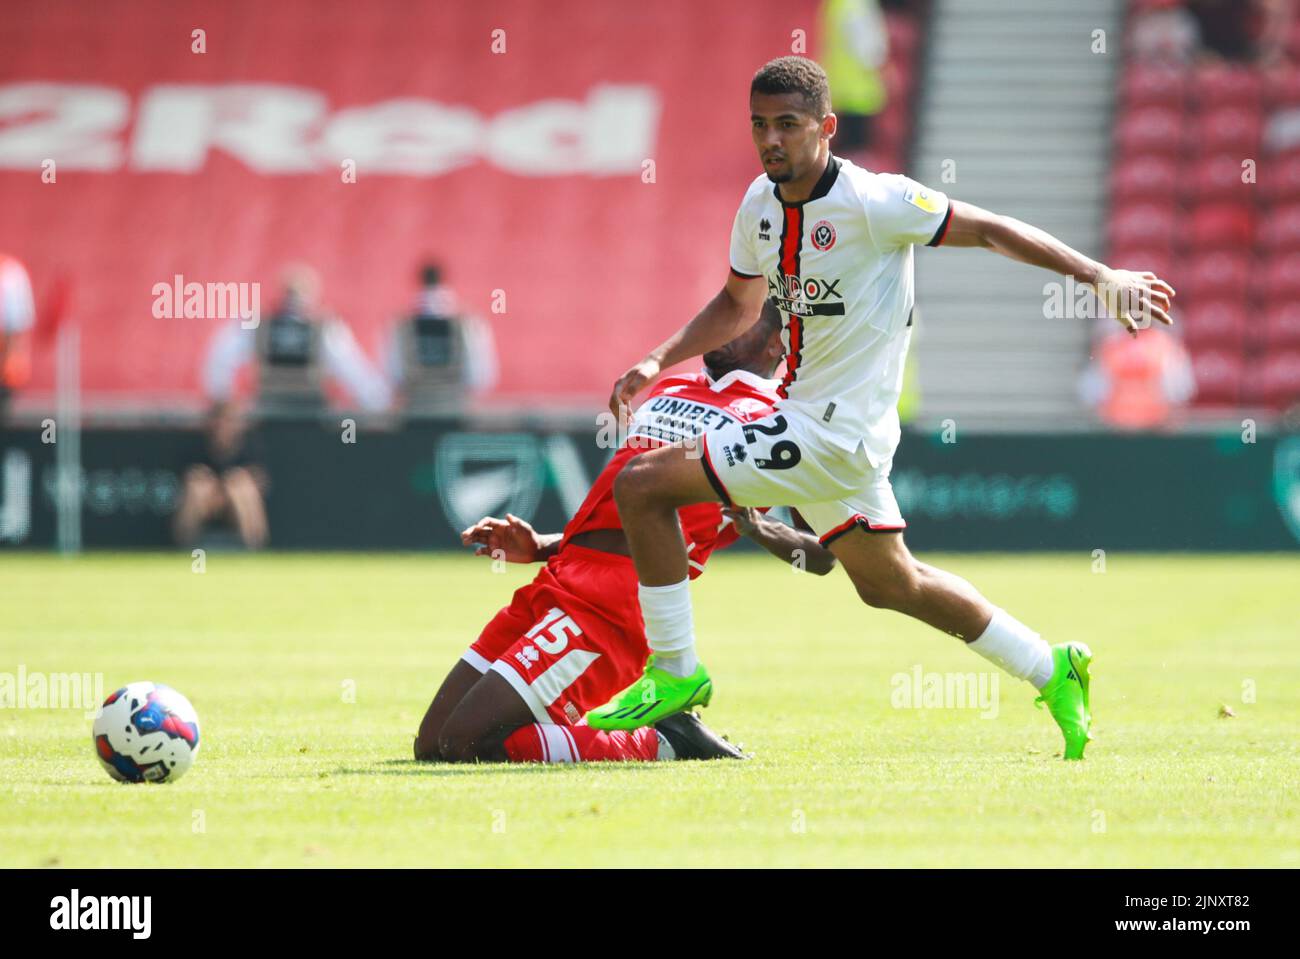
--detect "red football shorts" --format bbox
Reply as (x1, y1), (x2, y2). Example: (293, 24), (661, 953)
(465, 544), (649, 726)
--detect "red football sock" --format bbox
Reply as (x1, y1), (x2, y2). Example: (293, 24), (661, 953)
(504, 723), (659, 763)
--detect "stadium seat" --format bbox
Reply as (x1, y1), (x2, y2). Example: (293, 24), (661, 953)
(1110, 155), (1179, 202)
(1185, 203), (1255, 252)
(1263, 252), (1300, 301)
(1182, 300), (1248, 350)
(1178, 250), (1253, 303)
(875, 100), (910, 156)
(1190, 107), (1262, 156)
(1191, 64), (1264, 109)
(1256, 352), (1300, 410)
(1267, 67), (1300, 107)
(1190, 349), (1244, 406)
(1263, 301), (1300, 351)
(1185, 153), (1254, 201)
(1261, 153), (1300, 203)
(1109, 202), (1179, 249)
(1105, 26), (1287, 417)
(1116, 106), (1184, 156)
(1288, 17), (1300, 62)
(1258, 203), (1300, 253)
(1122, 65), (1186, 110)
(1107, 245), (1175, 282)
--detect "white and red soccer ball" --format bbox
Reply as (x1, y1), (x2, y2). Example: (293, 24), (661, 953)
(92, 682), (201, 783)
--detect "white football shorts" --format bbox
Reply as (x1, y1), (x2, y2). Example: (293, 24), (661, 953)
(700, 407), (905, 546)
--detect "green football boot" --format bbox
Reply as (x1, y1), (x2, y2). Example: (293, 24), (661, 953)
(585, 656), (713, 730)
(1034, 642), (1093, 760)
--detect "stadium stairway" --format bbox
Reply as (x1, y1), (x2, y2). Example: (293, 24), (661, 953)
(909, 0), (1125, 430)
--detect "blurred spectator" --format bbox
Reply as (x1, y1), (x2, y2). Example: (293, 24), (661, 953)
(173, 401), (269, 549)
(203, 265), (392, 416)
(1187, 0), (1288, 63)
(1080, 323), (1196, 430)
(1130, 0), (1290, 65)
(0, 253), (35, 424)
(385, 262), (497, 415)
(1129, 0), (1201, 64)
(819, 0), (889, 156)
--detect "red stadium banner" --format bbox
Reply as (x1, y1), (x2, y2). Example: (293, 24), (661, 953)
(0, 0), (821, 409)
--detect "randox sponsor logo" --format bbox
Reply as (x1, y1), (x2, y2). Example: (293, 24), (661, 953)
(766, 272), (846, 316)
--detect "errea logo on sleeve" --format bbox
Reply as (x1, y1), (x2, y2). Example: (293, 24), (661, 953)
(49, 890), (151, 939)
(903, 186), (939, 214)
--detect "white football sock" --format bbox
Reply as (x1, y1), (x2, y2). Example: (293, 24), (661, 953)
(968, 607), (1055, 688)
(638, 579), (698, 678)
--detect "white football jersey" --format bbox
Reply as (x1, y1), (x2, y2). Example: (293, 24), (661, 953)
(728, 156), (951, 466)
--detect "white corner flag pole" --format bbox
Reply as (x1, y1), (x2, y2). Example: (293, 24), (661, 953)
(55, 323), (81, 554)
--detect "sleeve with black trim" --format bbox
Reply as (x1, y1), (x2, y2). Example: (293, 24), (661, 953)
(867, 174), (952, 250)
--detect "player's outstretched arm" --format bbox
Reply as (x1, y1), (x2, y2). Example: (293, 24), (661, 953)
(939, 199), (1176, 334)
(609, 272), (768, 415)
(460, 513), (560, 563)
(724, 507), (838, 575)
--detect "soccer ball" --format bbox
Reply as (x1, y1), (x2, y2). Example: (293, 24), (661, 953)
(92, 682), (201, 783)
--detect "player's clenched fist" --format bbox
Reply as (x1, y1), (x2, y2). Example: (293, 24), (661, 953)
(1090, 266), (1176, 335)
(459, 513), (542, 563)
(609, 356), (661, 418)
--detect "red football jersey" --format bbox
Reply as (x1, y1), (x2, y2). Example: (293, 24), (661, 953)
(560, 368), (779, 577)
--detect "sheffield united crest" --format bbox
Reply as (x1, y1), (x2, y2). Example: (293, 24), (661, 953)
(811, 219), (836, 250)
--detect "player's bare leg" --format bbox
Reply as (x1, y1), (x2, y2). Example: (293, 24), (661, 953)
(824, 527), (994, 639)
(221, 466), (269, 549)
(613, 443), (719, 585)
(172, 465), (224, 545)
(828, 527), (1093, 759)
(438, 672), (536, 763)
(414, 660), (484, 760)
(586, 444), (721, 730)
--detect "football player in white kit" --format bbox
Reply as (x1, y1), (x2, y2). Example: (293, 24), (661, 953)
(586, 57), (1175, 759)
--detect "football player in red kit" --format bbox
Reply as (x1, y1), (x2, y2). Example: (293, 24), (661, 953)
(415, 302), (837, 764)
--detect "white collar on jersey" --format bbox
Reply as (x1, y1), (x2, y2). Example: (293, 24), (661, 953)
(702, 367), (780, 394)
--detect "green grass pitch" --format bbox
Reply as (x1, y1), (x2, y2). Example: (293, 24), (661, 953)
(2, 551), (1297, 867)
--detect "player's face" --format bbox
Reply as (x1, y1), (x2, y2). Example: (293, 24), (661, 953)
(750, 92), (831, 183)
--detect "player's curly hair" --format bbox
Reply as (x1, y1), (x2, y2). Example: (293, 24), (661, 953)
(759, 298), (784, 333)
(751, 56), (831, 118)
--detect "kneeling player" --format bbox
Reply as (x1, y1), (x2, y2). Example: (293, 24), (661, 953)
(414, 303), (835, 764)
